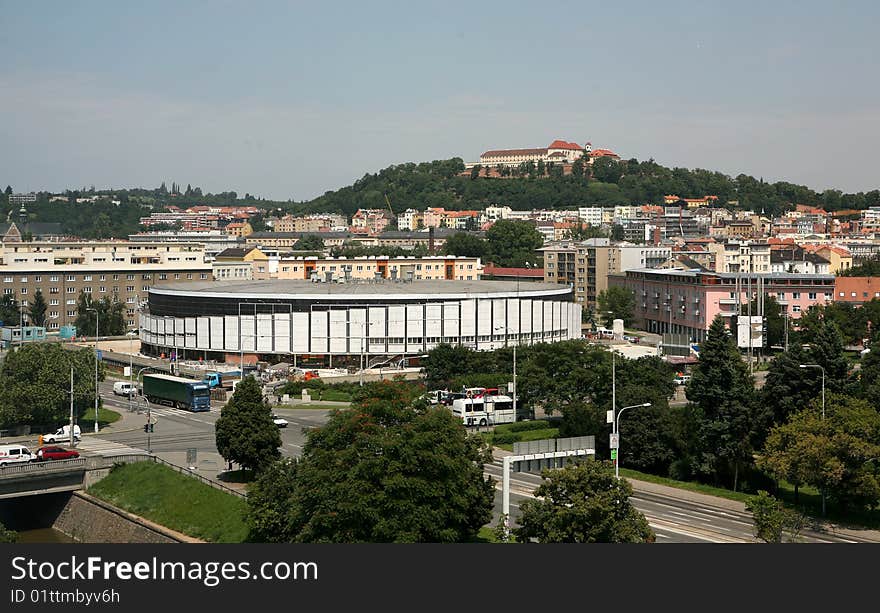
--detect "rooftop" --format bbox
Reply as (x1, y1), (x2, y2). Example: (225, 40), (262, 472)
(150, 278), (572, 298)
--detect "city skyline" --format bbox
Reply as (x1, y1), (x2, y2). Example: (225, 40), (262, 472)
(2, 1), (879, 200)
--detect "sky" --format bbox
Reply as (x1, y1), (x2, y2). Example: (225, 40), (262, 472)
(2, 1), (879, 201)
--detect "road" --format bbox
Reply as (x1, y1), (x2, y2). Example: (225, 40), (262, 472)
(90, 381), (876, 543)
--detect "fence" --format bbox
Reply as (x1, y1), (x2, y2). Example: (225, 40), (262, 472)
(152, 456), (246, 498)
(0, 457), (86, 475)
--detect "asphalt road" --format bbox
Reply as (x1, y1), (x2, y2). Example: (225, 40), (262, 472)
(92, 381), (874, 543)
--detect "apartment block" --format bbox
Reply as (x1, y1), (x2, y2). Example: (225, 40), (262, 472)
(0, 241), (211, 330)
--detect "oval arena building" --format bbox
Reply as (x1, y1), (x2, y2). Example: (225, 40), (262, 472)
(139, 278), (581, 364)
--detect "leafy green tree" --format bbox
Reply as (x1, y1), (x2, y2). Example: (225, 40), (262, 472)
(0, 520), (16, 543)
(215, 376), (282, 473)
(685, 316), (756, 490)
(28, 289), (47, 328)
(839, 257), (880, 277)
(294, 234), (325, 251)
(514, 460), (655, 543)
(760, 344), (819, 429)
(4, 185), (11, 195)
(441, 232), (489, 259)
(74, 293), (126, 337)
(284, 380), (494, 542)
(759, 394), (880, 513)
(745, 490), (805, 543)
(245, 458), (298, 542)
(859, 333), (880, 407)
(0, 294), (20, 327)
(486, 220), (543, 267)
(0, 344), (98, 428)
(596, 287), (636, 327)
(805, 319), (850, 393)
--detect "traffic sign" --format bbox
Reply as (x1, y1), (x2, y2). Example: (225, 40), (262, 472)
(609, 433), (619, 449)
(610, 449), (618, 460)
(606, 410), (614, 424)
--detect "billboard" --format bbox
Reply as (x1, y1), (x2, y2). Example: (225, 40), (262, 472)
(736, 315), (764, 349)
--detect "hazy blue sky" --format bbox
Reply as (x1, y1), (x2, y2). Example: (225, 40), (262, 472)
(2, 1), (878, 200)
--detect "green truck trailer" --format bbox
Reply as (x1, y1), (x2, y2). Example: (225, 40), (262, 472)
(142, 373), (211, 412)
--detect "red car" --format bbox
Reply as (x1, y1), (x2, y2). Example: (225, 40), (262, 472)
(34, 446), (80, 461)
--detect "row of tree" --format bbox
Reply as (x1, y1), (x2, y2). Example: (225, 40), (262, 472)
(441, 220), (544, 267)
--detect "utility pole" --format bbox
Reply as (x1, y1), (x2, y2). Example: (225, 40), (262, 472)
(69, 366), (75, 448)
(87, 307), (100, 433)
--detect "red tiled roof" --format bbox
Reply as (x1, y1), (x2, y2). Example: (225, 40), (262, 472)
(548, 140), (583, 150)
(484, 265), (544, 278)
(589, 148), (619, 158)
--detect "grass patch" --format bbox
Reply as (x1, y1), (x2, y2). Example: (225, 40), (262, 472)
(88, 462), (248, 543)
(617, 468), (755, 505)
(318, 389), (353, 402)
(481, 421), (560, 451)
(81, 407), (121, 428)
(473, 526), (518, 543)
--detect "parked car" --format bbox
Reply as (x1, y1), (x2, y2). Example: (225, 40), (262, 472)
(0, 444), (34, 467)
(271, 414), (289, 428)
(673, 374), (691, 385)
(34, 446), (80, 461)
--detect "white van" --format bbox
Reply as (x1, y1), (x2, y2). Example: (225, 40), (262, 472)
(0, 444), (34, 467)
(42, 425), (82, 444)
(113, 381), (138, 396)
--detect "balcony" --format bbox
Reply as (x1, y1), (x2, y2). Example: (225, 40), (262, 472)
(719, 298), (738, 305)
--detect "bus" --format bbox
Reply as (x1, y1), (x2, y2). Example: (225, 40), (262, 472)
(451, 393), (515, 427)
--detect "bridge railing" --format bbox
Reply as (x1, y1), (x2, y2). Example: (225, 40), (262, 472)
(0, 457), (86, 475)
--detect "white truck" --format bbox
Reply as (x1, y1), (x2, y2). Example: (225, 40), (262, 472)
(451, 394), (516, 427)
(42, 424), (81, 444)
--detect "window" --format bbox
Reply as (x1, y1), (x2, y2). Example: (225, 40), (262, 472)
(200, 273), (209, 280)
(112, 275), (119, 281)
(50, 275), (59, 282)
(83, 287), (91, 293)
(852, 292), (857, 297)
(34, 276), (41, 282)
(792, 292), (800, 299)
(126, 286), (135, 292)
(186, 273), (193, 280)
(126, 274), (134, 280)
(158, 274), (167, 280)
(100, 286), (107, 293)
(793, 305), (801, 313)
(808, 292), (816, 300)
(824, 292), (832, 300)
(777, 292), (785, 299)
(3, 288), (11, 295)
(99, 275), (105, 281)
(3, 277), (12, 283)
(66, 287), (76, 293)
(174, 273), (180, 280)
(67, 275), (76, 282)
(66, 299), (75, 305)
(20, 288), (27, 295)
(84, 275), (92, 281)
(67, 310), (76, 317)
(126, 297), (135, 304)
(143, 286), (149, 291)
(20, 276), (28, 283)
(142, 274), (151, 280)
(49, 299), (59, 306)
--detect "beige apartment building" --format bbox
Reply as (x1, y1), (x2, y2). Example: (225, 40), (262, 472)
(0, 241), (211, 330)
(275, 256), (483, 281)
(542, 239), (672, 312)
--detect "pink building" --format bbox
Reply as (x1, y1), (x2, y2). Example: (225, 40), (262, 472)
(609, 269), (835, 343)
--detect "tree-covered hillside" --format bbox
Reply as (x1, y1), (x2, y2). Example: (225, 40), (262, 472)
(4, 153), (879, 239)
(292, 156), (880, 218)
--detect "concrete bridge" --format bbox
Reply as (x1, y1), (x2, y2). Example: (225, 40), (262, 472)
(0, 454), (151, 500)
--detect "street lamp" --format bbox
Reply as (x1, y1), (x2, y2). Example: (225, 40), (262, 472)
(87, 307), (99, 433)
(799, 363), (826, 515)
(613, 402), (651, 480)
(798, 364), (825, 420)
(136, 366), (154, 452)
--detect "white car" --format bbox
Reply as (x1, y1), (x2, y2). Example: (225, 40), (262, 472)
(271, 415), (289, 428)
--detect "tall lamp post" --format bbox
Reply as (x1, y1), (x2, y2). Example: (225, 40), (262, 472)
(613, 402), (651, 480)
(86, 307), (99, 433)
(799, 363), (826, 515)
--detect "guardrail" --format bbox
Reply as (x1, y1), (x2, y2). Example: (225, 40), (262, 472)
(0, 457), (86, 475)
(152, 457), (246, 499)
